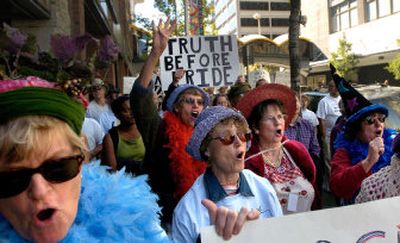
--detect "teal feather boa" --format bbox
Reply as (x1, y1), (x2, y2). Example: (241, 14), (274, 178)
(0, 162), (171, 242)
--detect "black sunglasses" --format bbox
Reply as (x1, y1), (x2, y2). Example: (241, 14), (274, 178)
(212, 132), (252, 145)
(364, 114), (386, 125)
(0, 154), (84, 199)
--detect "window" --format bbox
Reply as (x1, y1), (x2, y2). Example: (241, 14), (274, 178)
(240, 2), (269, 10)
(366, 0), (400, 22)
(241, 18), (258, 27)
(240, 18), (269, 27)
(330, 0), (358, 32)
(271, 18), (289, 26)
(270, 2), (290, 11)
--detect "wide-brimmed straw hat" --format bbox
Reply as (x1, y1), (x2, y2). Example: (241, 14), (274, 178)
(236, 83), (296, 127)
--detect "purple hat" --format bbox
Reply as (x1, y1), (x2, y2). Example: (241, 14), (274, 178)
(166, 84), (210, 112)
(186, 106), (247, 160)
(330, 64), (388, 128)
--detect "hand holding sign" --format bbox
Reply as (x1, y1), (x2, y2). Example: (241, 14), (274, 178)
(202, 199), (260, 240)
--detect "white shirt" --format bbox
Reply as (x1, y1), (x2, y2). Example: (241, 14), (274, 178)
(301, 108), (319, 127)
(82, 117), (105, 151)
(99, 110), (118, 133)
(316, 95), (342, 137)
(86, 100), (111, 123)
(172, 169), (282, 243)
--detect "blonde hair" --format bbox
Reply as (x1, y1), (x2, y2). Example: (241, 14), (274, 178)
(0, 116), (87, 163)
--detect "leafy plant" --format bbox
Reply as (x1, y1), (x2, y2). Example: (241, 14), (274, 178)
(385, 38), (400, 80)
(329, 34), (359, 81)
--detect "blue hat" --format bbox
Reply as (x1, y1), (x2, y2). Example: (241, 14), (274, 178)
(330, 64), (388, 128)
(186, 106), (247, 160)
(166, 84), (210, 112)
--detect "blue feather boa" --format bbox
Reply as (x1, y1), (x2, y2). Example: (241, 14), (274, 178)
(334, 128), (397, 173)
(0, 162), (171, 242)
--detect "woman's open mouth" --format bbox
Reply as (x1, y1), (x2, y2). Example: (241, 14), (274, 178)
(191, 111), (199, 118)
(37, 208), (55, 222)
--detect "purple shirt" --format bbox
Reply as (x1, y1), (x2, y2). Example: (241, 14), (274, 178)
(285, 117), (320, 157)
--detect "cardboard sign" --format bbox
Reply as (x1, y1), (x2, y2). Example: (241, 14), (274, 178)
(159, 35), (240, 90)
(201, 196), (400, 243)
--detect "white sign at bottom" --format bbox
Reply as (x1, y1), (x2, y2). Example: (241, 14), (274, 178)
(201, 196), (400, 243)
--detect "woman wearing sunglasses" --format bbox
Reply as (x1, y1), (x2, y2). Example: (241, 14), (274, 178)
(172, 106), (282, 243)
(329, 70), (397, 205)
(0, 77), (169, 242)
(236, 84), (319, 214)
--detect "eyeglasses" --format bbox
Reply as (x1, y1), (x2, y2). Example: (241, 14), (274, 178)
(181, 97), (204, 106)
(261, 114), (287, 123)
(212, 132), (252, 145)
(0, 154), (84, 199)
(364, 114), (386, 125)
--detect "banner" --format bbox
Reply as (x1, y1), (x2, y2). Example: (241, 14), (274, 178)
(201, 196), (400, 242)
(159, 35), (240, 91)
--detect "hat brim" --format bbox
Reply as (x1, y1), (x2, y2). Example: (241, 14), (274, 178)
(347, 103), (388, 126)
(236, 84), (296, 127)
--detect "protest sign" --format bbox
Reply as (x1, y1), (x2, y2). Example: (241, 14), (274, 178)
(201, 196), (400, 243)
(123, 76), (137, 94)
(159, 35), (240, 91)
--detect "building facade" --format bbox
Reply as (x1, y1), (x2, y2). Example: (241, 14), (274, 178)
(0, 0), (135, 89)
(301, 0), (400, 85)
(215, 0), (290, 38)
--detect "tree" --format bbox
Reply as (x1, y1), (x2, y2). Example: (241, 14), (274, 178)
(329, 34), (359, 81)
(386, 39), (400, 80)
(288, 0), (302, 92)
(153, 0), (216, 36)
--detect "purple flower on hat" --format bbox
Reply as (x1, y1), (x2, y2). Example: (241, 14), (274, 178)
(347, 97), (358, 112)
(95, 35), (119, 69)
(50, 34), (78, 64)
(3, 23), (27, 54)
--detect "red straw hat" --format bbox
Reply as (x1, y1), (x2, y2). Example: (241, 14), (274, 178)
(236, 83), (296, 126)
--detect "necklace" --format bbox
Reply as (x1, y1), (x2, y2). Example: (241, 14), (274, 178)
(262, 147), (283, 168)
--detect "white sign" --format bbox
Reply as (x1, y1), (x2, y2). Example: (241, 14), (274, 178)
(159, 35), (240, 91)
(123, 76), (137, 94)
(201, 196), (400, 243)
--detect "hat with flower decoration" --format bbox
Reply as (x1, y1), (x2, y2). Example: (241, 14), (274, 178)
(330, 64), (388, 128)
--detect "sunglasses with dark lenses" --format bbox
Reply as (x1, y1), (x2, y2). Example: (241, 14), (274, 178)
(212, 132), (252, 145)
(0, 154), (84, 199)
(364, 114), (386, 125)
(181, 97), (204, 106)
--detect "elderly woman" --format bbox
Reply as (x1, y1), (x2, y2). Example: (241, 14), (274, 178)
(237, 84), (319, 214)
(329, 71), (396, 204)
(0, 77), (169, 242)
(172, 106), (282, 243)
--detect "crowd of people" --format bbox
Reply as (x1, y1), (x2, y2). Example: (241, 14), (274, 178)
(1, 18), (399, 242)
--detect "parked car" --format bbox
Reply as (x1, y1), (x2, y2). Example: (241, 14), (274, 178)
(303, 84), (400, 131)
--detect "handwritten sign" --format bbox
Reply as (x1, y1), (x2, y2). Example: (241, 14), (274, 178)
(159, 35), (240, 90)
(201, 196), (400, 242)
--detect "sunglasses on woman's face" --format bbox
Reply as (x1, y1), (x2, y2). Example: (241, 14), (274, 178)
(0, 154), (84, 199)
(212, 132), (252, 145)
(364, 114), (386, 125)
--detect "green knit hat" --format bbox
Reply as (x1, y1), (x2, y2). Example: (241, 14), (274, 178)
(0, 76), (85, 135)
